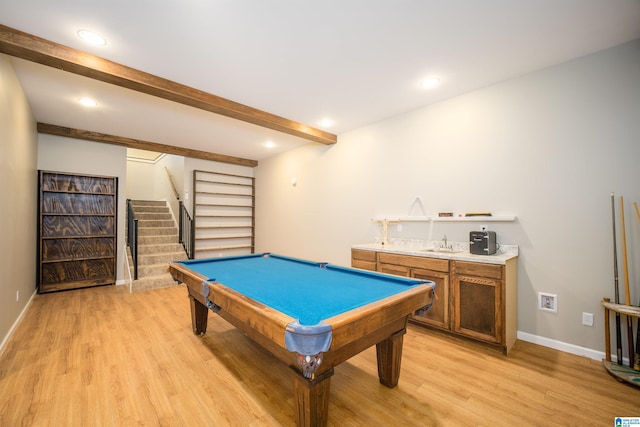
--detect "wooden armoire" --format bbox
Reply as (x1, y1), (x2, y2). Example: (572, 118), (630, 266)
(37, 171), (118, 293)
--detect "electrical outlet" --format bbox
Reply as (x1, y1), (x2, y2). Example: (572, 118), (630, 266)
(480, 224), (488, 232)
(16, 290), (19, 302)
(397, 223), (403, 232)
(582, 312), (594, 326)
(538, 292), (557, 313)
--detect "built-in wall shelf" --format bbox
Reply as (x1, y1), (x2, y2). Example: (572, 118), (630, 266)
(371, 216), (430, 222)
(371, 215), (516, 223)
(432, 215), (516, 222)
(193, 170), (255, 258)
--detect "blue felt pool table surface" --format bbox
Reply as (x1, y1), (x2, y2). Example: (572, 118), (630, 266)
(176, 253), (430, 326)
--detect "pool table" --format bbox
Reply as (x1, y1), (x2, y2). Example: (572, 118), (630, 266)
(169, 253), (435, 426)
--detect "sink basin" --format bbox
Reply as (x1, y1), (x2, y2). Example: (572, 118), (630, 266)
(422, 248), (464, 254)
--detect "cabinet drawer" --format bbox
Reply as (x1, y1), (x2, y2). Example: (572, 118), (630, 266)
(351, 249), (377, 262)
(378, 263), (411, 277)
(378, 252), (449, 272)
(453, 260), (502, 280)
(352, 259), (377, 271)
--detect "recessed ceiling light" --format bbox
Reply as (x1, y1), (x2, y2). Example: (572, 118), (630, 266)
(77, 29), (107, 46)
(319, 118), (334, 128)
(264, 141), (275, 148)
(77, 97), (97, 107)
(420, 77), (440, 90)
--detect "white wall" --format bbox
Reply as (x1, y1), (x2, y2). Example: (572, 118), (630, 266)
(127, 154), (185, 221)
(38, 135), (128, 284)
(0, 54), (38, 350)
(126, 160), (155, 200)
(154, 154), (184, 221)
(254, 40), (640, 354)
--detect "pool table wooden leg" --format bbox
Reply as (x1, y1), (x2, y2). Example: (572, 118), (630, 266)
(189, 295), (208, 335)
(292, 367), (334, 427)
(376, 328), (407, 387)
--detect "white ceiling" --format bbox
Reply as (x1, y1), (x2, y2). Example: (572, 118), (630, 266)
(2, 1), (640, 162)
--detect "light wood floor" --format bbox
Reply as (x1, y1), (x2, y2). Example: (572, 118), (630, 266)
(1, 284), (638, 426)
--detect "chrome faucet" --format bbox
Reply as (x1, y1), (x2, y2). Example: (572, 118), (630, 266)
(441, 235), (448, 249)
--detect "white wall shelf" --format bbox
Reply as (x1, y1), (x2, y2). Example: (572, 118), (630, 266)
(371, 216), (430, 222)
(432, 215), (516, 222)
(372, 215), (516, 223)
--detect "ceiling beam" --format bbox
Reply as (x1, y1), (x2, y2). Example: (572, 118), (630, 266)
(37, 123), (259, 168)
(0, 24), (337, 146)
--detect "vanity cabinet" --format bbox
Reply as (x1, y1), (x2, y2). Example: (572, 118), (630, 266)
(351, 248), (517, 354)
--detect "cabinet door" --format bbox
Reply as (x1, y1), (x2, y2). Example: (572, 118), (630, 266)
(410, 268), (449, 330)
(452, 274), (502, 344)
(38, 171), (117, 293)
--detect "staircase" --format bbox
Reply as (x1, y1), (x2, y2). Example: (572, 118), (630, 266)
(127, 200), (188, 292)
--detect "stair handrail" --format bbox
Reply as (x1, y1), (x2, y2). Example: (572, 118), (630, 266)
(179, 201), (195, 259)
(164, 167), (181, 201)
(126, 199), (139, 280)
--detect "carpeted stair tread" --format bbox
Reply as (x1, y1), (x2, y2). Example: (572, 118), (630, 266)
(128, 200), (189, 293)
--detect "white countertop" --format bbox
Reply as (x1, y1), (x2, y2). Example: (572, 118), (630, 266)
(352, 241), (518, 265)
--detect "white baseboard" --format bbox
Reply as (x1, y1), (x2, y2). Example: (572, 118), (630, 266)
(518, 331), (605, 361)
(0, 289), (37, 358)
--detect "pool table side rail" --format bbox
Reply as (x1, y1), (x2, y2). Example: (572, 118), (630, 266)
(325, 283), (434, 349)
(325, 263), (429, 286)
(169, 261), (294, 347)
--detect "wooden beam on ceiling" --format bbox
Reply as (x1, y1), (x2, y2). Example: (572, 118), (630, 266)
(37, 123), (258, 168)
(0, 24), (337, 146)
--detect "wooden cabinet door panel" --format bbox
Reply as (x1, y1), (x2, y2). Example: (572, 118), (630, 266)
(42, 193), (115, 215)
(41, 174), (116, 193)
(453, 275), (502, 344)
(41, 258), (115, 286)
(42, 238), (115, 261)
(411, 268), (449, 329)
(41, 216), (115, 238)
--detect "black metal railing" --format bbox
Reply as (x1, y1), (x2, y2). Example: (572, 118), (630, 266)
(126, 199), (139, 279)
(179, 201), (195, 259)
